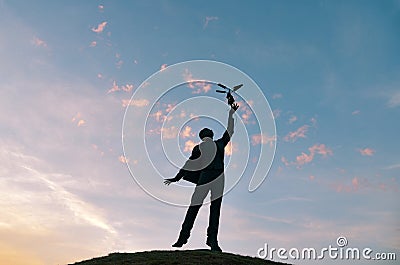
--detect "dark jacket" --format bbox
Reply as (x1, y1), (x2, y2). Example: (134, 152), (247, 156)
(173, 113), (234, 184)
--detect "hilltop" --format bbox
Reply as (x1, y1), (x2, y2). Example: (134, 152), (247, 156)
(70, 250), (291, 265)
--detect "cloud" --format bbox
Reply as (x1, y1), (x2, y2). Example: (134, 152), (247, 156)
(225, 142), (238, 156)
(272, 109), (281, 119)
(330, 175), (398, 193)
(115, 60), (123, 69)
(352, 110), (360, 115)
(91, 21), (107, 33)
(283, 144), (333, 167)
(281, 156), (290, 166)
(118, 155), (129, 164)
(352, 177), (359, 190)
(203, 16), (218, 29)
(183, 140), (197, 153)
(108, 81), (119, 93)
(160, 64), (167, 71)
(150, 110), (165, 123)
(387, 91), (400, 108)
(191, 81), (212, 94)
(89, 41), (97, 47)
(310, 117), (317, 126)
(238, 101), (255, 124)
(180, 126), (194, 138)
(98, 5), (104, 12)
(182, 68), (196, 88)
(108, 81), (134, 93)
(77, 119), (86, 127)
(284, 125), (309, 142)
(295, 152), (314, 165)
(121, 98), (149, 108)
(31, 36), (47, 48)
(71, 112), (86, 127)
(288, 115), (297, 124)
(358, 148), (375, 156)
(161, 126), (178, 139)
(251, 133), (276, 147)
(165, 103), (176, 113)
(272, 93), (282, 99)
(309, 143), (333, 156)
(385, 163), (400, 170)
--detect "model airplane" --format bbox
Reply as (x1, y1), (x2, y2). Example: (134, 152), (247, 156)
(216, 83), (243, 106)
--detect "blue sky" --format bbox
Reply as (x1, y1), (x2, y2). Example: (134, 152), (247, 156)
(0, 1), (399, 264)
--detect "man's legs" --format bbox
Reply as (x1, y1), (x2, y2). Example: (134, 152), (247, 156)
(206, 173), (224, 251)
(173, 184), (209, 247)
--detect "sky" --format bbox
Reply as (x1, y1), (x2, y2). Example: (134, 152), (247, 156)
(0, 0), (399, 264)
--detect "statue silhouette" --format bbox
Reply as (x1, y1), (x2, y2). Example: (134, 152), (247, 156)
(164, 103), (239, 252)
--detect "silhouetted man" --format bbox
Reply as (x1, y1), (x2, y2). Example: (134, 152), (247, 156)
(164, 103), (239, 252)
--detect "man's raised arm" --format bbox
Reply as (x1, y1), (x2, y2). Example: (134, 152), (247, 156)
(220, 103), (239, 146)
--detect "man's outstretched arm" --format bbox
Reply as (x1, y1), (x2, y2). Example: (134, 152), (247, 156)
(220, 103), (239, 146)
(164, 145), (201, 185)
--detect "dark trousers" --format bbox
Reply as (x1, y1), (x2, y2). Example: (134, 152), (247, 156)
(178, 170), (224, 242)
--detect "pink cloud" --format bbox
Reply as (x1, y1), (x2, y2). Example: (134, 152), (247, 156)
(89, 41), (97, 47)
(161, 126), (178, 139)
(272, 109), (281, 119)
(108, 81), (134, 93)
(97, 73), (103, 79)
(108, 81), (119, 93)
(283, 144), (333, 167)
(116, 60), (123, 69)
(272, 93), (282, 99)
(165, 103), (176, 113)
(284, 125), (309, 142)
(204, 16), (218, 29)
(183, 140), (197, 153)
(31, 36), (47, 48)
(71, 113), (86, 127)
(352, 177), (359, 190)
(288, 115), (297, 124)
(225, 142), (238, 156)
(180, 126), (194, 139)
(118, 155), (129, 164)
(182, 69), (195, 88)
(77, 120), (86, 127)
(91, 21), (107, 33)
(151, 110), (165, 123)
(191, 81), (212, 94)
(98, 5), (104, 11)
(121, 99), (149, 108)
(309, 144), (333, 157)
(281, 156), (290, 166)
(358, 148), (375, 156)
(352, 110), (361, 115)
(160, 64), (167, 71)
(310, 117), (317, 126)
(295, 152), (314, 165)
(251, 133), (276, 147)
(238, 101), (255, 124)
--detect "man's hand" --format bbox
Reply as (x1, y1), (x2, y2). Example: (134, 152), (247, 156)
(164, 178), (177, 186)
(229, 103), (239, 114)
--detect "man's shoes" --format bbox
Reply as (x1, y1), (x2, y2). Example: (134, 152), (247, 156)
(206, 238), (222, 252)
(172, 238), (187, 248)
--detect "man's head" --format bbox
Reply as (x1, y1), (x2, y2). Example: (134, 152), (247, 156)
(199, 128), (214, 140)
